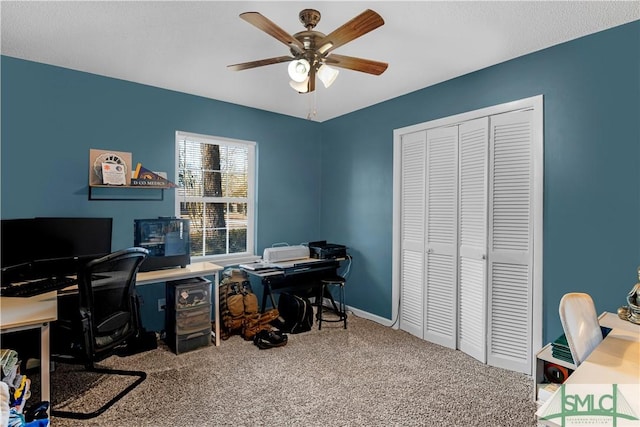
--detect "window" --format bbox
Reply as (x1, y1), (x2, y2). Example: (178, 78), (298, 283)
(175, 131), (255, 264)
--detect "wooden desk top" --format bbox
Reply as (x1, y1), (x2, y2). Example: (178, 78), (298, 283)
(599, 311), (640, 333)
(565, 324), (640, 385)
(0, 291), (58, 330)
(135, 261), (223, 286)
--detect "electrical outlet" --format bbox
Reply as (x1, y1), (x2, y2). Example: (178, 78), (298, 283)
(158, 298), (166, 311)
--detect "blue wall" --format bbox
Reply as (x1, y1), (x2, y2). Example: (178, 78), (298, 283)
(1, 57), (323, 252)
(320, 21), (640, 342)
(2, 21), (639, 342)
(1, 57), (323, 329)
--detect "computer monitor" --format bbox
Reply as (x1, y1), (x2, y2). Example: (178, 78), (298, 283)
(134, 218), (190, 271)
(1, 217), (113, 268)
(35, 217), (113, 261)
(0, 218), (36, 268)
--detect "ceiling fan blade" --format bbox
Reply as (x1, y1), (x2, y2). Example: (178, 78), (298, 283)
(317, 9), (384, 54)
(324, 54), (388, 75)
(228, 56), (293, 71)
(240, 12), (304, 54)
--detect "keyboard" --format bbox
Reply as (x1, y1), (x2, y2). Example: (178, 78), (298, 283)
(1, 276), (77, 297)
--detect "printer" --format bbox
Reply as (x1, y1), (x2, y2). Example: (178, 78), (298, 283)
(307, 241), (347, 259)
(262, 245), (310, 263)
(262, 241), (347, 264)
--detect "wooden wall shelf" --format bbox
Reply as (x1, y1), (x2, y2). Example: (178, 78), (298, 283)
(88, 185), (172, 201)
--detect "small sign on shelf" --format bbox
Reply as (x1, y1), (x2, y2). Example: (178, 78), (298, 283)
(101, 162), (127, 185)
(131, 163), (177, 188)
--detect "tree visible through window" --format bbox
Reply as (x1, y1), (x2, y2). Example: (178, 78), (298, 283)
(176, 132), (254, 260)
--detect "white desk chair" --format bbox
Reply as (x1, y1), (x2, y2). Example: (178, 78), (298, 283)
(559, 292), (603, 366)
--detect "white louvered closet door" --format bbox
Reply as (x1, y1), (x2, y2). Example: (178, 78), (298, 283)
(487, 110), (534, 374)
(399, 131), (427, 338)
(424, 126), (458, 349)
(457, 117), (489, 363)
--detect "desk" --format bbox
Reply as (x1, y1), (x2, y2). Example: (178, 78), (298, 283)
(0, 291), (58, 404)
(59, 261), (224, 346)
(243, 259), (341, 312)
(136, 262), (223, 286)
(536, 313), (640, 426)
(0, 262), (223, 410)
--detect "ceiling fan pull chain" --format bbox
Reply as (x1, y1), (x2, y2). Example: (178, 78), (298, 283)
(306, 91), (317, 120)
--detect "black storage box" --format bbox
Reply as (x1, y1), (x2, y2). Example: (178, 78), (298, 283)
(308, 241), (347, 259)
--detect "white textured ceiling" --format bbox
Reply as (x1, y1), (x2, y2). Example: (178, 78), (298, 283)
(2, 1), (638, 122)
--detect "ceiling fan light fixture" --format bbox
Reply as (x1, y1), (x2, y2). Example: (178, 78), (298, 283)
(288, 59), (310, 82)
(317, 64), (339, 88)
(289, 78), (309, 93)
(318, 42), (333, 54)
(230, 9), (387, 97)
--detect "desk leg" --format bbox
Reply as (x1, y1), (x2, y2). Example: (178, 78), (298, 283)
(260, 282), (277, 313)
(267, 283), (277, 310)
(213, 272), (220, 347)
(41, 322), (50, 404)
(261, 288), (268, 313)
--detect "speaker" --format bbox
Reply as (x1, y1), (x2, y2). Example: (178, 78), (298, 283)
(544, 362), (570, 383)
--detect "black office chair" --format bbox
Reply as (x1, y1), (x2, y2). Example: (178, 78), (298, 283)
(51, 247), (149, 419)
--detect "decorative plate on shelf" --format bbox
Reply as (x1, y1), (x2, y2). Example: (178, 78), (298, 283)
(89, 149), (132, 185)
(93, 153), (126, 179)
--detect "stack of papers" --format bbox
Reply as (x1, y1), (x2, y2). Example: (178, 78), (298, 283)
(537, 382), (560, 407)
(551, 334), (574, 364)
(240, 257), (329, 271)
(550, 326), (612, 365)
(239, 262), (273, 271)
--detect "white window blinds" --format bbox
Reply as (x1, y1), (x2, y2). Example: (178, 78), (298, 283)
(175, 131), (255, 261)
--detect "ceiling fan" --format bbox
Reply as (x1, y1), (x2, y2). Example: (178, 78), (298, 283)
(228, 9), (388, 93)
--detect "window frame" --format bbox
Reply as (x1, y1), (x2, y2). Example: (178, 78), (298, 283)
(175, 130), (257, 266)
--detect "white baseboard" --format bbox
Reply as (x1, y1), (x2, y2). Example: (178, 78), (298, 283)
(346, 305), (395, 327)
(314, 296), (395, 328)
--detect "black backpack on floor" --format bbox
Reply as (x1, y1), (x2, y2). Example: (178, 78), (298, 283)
(276, 293), (313, 334)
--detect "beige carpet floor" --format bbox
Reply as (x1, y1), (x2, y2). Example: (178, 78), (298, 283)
(41, 314), (537, 426)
